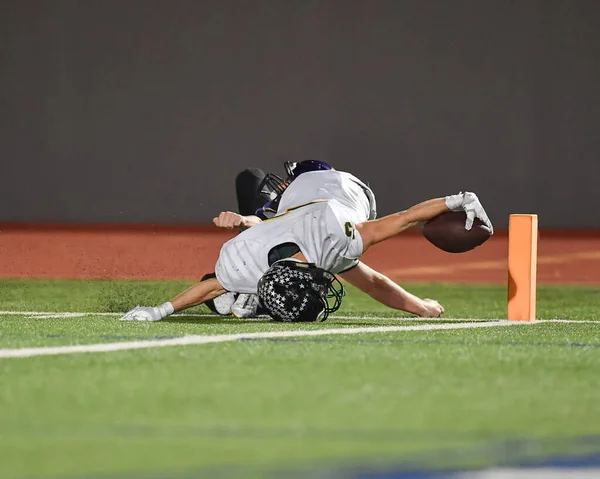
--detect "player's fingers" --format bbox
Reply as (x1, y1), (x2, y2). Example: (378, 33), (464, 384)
(214, 214), (226, 227)
(214, 212), (230, 228)
(230, 213), (241, 227)
(484, 218), (494, 234)
(229, 214), (243, 229)
(225, 215), (236, 228)
(217, 212), (229, 228)
(478, 211), (494, 234)
(465, 210), (475, 230)
(479, 216), (494, 234)
(432, 300), (444, 317)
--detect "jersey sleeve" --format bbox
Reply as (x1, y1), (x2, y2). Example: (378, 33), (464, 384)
(323, 201), (364, 268)
(214, 237), (266, 294)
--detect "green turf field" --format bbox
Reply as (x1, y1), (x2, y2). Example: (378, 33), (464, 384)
(1, 279), (599, 478)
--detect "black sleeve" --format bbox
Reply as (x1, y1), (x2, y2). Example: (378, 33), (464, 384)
(235, 168), (267, 216)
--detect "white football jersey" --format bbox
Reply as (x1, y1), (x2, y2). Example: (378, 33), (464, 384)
(215, 200), (364, 293)
(277, 170), (377, 221)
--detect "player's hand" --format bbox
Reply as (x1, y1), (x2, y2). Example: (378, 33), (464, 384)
(419, 298), (444, 318)
(213, 211), (244, 230)
(120, 306), (162, 322)
(445, 192), (493, 234)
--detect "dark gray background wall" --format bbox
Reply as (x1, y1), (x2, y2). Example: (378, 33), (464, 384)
(1, 0), (599, 228)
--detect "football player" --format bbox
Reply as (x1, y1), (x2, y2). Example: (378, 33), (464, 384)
(205, 160), (343, 317)
(209, 160), (378, 317)
(120, 162), (492, 322)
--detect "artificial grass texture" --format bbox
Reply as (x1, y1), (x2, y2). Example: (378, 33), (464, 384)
(0, 279), (599, 478)
(0, 278), (598, 318)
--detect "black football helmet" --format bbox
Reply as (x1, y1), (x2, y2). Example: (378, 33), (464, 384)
(257, 259), (344, 322)
(284, 159), (332, 178)
(258, 160), (333, 203)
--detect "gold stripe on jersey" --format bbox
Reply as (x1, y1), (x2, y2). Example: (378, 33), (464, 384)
(262, 199), (328, 222)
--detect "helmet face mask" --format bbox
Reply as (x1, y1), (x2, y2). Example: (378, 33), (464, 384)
(257, 160), (333, 203)
(258, 173), (290, 202)
(257, 260), (345, 322)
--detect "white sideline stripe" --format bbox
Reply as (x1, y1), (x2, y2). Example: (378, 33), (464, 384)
(540, 319), (600, 324)
(0, 310), (488, 321)
(460, 467), (600, 478)
(0, 311), (597, 323)
(0, 321), (517, 359)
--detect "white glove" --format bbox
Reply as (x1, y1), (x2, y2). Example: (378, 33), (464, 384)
(445, 192), (493, 234)
(120, 302), (174, 322)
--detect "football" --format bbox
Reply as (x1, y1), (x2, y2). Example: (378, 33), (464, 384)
(421, 211), (491, 253)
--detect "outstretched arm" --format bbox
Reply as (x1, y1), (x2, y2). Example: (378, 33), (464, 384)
(340, 262), (444, 318)
(120, 277), (227, 322)
(357, 198), (448, 252)
(169, 277), (227, 311)
(356, 192), (493, 253)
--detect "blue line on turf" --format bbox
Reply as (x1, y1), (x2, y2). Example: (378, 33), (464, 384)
(26, 435), (600, 479)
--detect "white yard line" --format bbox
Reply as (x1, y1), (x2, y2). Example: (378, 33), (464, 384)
(0, 311), (597, 323)
(460, 467), (600, 478)
(0, 310), (596, 359)
(0, 311), (119, 317)
(0, 321), (519, 359)
(538, 319), (600, 324)
(0, 310), (489, 321)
